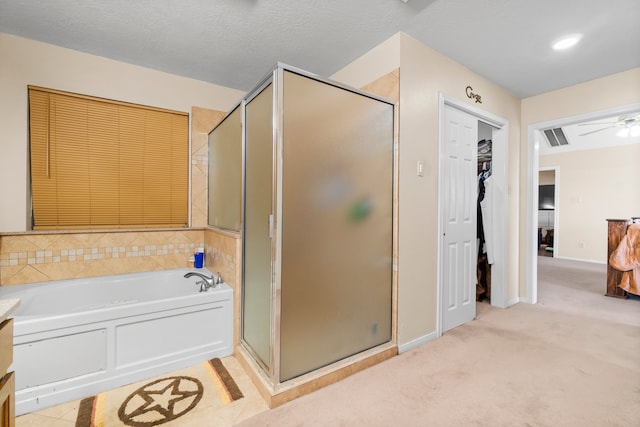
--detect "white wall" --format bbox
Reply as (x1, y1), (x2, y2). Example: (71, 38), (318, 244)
(0, 33), (244, 232)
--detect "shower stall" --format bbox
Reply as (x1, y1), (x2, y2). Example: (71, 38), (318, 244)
(212, 64), (395, 390)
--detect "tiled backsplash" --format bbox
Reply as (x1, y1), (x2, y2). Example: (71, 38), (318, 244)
(0, 230), (205, 285)
(2, 243), (199, 266)
(0, 228), (242, 287)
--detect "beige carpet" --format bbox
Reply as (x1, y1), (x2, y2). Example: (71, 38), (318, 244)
(237, 257), (640, 426)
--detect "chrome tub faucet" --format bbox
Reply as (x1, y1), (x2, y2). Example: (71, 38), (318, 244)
(184, 271), (222, 292)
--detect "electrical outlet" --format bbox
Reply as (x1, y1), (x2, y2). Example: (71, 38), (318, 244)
(578, 242), (584, 248)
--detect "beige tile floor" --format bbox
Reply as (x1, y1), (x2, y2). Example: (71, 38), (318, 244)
(16, 356), (268, 427)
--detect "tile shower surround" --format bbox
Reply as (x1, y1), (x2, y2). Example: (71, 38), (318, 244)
(0, 229), (234, 286)
(0, 230), (240, 287)
(1, 240), (200, 266)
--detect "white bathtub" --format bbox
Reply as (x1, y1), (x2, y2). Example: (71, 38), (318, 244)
(0, 268), (233, 416)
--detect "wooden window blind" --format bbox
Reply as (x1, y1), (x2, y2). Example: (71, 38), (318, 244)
(28, 86), (189, 230)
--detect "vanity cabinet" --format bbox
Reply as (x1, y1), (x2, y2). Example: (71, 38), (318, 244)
(0, 319), (14, 427)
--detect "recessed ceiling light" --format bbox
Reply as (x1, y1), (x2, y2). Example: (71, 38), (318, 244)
(552, 34), (583, 50)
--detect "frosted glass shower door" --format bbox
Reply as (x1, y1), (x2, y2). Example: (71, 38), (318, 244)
(279, 71), (394, 381)
(242, 83), (274, 369)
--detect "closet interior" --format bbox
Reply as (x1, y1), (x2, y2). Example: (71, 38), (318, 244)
(477, 122), (493, 302)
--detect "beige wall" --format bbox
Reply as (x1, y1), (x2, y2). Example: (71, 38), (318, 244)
(331, 33), (401, 88)
(540, 144), (640, 262)
(397, 34), (521, 345)
(538, 170), (555, 186)
(0, 33), (243, 232)
(520, 68), (640, 288)
(333, 32), (521, 348)
(0, 33), (243, 285)
(521, 68), (640, 126)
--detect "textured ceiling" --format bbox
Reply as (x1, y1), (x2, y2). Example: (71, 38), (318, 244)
(0, 0), (639, 98)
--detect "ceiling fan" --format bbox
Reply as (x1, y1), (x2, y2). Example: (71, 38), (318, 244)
(578, 113), (640, 137)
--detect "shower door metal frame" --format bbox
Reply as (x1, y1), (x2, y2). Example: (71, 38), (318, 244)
(241, 63), (397, 388)
(271, 66), (284, 386)
(240, 71), (278, 379)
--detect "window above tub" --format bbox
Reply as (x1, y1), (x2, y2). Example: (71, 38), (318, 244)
(28, 86), (189, 230)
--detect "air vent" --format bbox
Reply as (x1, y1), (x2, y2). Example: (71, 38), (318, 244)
(543, 128), (569, 147)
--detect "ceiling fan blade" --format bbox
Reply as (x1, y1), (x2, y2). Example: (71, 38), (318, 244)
(578, 125), (618, 136)
(578, 121), (618, 126)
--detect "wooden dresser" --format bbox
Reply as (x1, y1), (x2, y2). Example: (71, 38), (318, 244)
(606, 219), (629, 298)
(0, 318), (13, 427)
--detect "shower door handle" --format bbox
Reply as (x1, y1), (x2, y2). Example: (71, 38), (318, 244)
(268, 214), (274, 238)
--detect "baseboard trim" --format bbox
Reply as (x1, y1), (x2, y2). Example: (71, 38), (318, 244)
(398, 331), (438, 354)
(553, 256), (606, 265)
(237, 343), (397, 408)
(507, 297), (520, 306)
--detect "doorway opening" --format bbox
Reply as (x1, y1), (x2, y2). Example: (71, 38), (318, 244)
(537, 167), (557, 258)
(525, 102), (640, 304)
